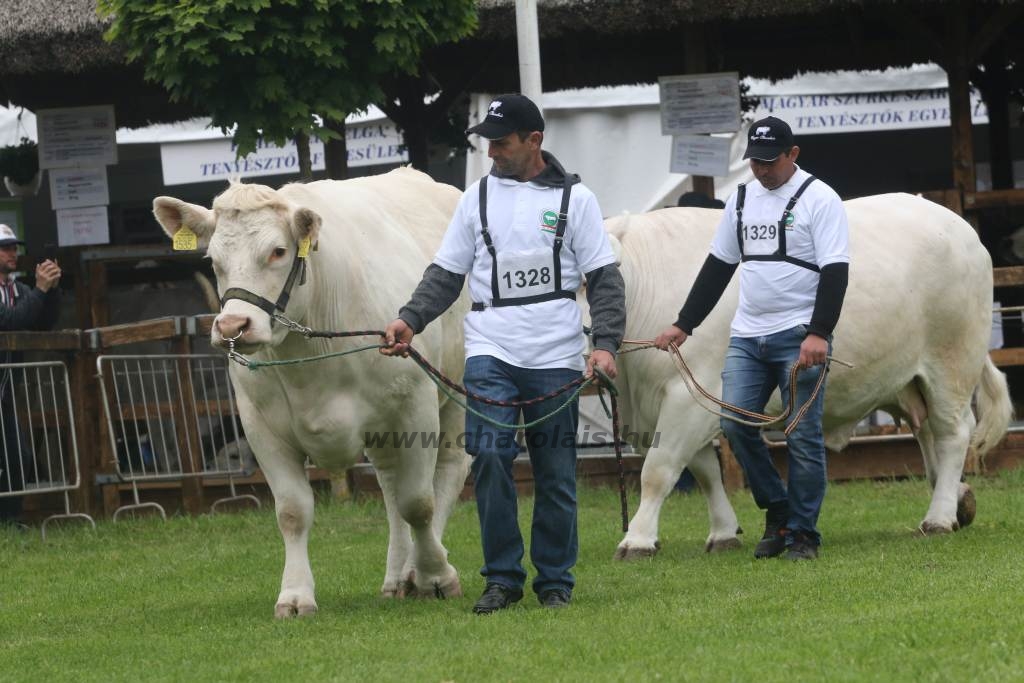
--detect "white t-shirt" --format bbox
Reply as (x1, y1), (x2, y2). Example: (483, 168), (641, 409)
(710, 166), (850, 337)
(434, 174), (615, 370)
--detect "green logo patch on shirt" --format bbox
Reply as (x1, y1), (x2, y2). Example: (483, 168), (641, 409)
(540, 209), (559, 233)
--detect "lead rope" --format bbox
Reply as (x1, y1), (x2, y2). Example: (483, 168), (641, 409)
(618, 338), (852, 436)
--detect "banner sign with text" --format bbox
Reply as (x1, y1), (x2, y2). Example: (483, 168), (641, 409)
(160, 121), (408, 186)
(752, 88), (988, 135)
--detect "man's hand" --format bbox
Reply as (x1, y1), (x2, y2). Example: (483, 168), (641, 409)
(34, 260), (61, 293)
(380, 318), (414, 357)
(586, 349), (617, 380)
(798, 333), (829, 369)
(653, 324), (688, 350)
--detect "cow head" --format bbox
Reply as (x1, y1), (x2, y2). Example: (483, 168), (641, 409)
(153, 182), (322, 353)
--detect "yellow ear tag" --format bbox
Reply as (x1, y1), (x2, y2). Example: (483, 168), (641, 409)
(173, 225), (198, 251)
(297, 236), (311, 258)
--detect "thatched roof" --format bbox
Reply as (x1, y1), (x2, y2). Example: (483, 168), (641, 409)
(1, 1), (1022, 126)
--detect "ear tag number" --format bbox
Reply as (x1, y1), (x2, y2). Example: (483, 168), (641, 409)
(173, 226), (198, 251)
(297, 237), (311, 258)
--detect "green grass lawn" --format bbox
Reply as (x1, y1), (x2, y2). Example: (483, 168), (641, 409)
(2, 470), (1023, 683)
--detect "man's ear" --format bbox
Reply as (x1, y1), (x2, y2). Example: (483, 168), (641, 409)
(153, 197), (216, 246)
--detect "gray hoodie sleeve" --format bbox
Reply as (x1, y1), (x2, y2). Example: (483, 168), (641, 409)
(585, 263), (626, 355)
(397, 264), (466, 333)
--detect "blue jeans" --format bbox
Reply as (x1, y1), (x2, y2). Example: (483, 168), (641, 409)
(463, 355), (580, 597)
(719, 325), (830, 545)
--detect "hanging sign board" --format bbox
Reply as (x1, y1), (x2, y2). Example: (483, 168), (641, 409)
(670, 135), (732, 177)
(56, 205), (110, 246)
(659, 72), (741, 136)
(37, 105), (117, 169)
(48, 166), (110, 210)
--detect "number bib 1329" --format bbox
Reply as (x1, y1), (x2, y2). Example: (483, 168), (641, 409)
(496, 249), (555, 299)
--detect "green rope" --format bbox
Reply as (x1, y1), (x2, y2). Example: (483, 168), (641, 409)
(240, 344), (383, 369)
(425, 369), (594, 431)
(235, 341), (600, 431)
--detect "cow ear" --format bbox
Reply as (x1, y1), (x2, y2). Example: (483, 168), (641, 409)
(153, 197), (216, 245)
(293, 207), (322, 244)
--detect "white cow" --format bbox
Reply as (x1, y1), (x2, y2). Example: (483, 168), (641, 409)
(605, 193), (1012, 558)
(153, 168), (470, 616)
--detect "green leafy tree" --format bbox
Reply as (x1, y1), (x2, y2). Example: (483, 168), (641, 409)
(99, 0), (477, 178)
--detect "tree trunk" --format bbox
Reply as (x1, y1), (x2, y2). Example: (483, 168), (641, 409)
(294, 130), (312, 181)
(323, 118), (349, 180)
(979, 54), (1013, 190)
(403, 123), (430, 172)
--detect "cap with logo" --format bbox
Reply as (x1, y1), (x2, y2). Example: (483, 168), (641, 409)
(465, 93), (545, 140)
(0, 224), (24, 247)
(743, 116), (796, 161)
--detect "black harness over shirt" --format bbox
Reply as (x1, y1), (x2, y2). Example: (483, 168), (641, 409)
(736, 175), (819, 272)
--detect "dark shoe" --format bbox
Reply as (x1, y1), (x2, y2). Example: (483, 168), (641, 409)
(472, 583), (523, 615)
(784, 532), (819, 561)
(754, 502), (790, 559)
(538, 589), (571, 609)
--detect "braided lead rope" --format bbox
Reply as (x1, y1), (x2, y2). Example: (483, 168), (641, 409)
(619, 339), (852, 436)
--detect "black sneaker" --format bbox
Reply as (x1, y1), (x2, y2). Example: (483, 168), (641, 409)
(472, 583), (523, 615)
(538, 589), (571, 609)
(784, 532), (819, 561)
(754, 502), (790, 559)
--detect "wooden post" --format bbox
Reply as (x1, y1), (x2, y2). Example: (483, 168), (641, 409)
(946, 4), (976, 198)
(684, 25), (716, 201)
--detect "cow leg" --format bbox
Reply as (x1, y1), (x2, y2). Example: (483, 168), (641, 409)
(432, 400), (471, 539)
(256, 438), (318, 619)
(918, 404), (975, 534)
(371, 457), (415, 597)
(615, 397), (724, 560)
(687, 444), (743, 553)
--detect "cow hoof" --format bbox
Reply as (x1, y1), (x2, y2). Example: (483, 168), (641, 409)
(413, 576), (463, 600)
(956, 487), (977, 529)
(274, 601), (318, 619)
(705, 537), (742, 553)
(395, 573), (417, 599)
(919, 520), (955, 536)
(613, 540), (661, 561)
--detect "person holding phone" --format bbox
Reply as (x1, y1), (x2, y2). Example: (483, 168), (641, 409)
(0, 224), (62, 526)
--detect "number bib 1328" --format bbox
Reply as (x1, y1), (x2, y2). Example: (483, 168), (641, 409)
(496, 249), (555, 299)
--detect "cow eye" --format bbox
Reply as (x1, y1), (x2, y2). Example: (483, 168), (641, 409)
(271, 247), (287, 260)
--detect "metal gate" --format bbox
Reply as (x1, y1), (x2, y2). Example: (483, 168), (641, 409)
(0, 361), (95, 539)
(96, 354), (260, 520)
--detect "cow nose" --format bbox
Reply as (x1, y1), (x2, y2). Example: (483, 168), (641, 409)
(215, 314), (250, 341)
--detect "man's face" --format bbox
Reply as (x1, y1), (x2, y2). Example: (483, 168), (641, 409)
(487, 131), (540, 179)
(0, 245), (18, 274)
(749, 146), (799, 190)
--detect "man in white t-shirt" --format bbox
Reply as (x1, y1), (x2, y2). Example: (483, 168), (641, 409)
(382, 94), (625, 612)
(654, 116), (849, 561)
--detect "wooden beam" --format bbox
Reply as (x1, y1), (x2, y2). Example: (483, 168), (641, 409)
(963, 189), (1024, 211)
(0, 331), (82, 351)
(989, 347), (1024, 367)
(89, 317), (181, 348)
(968, 4), (1024, 63)
(993, 266), (1024, 288)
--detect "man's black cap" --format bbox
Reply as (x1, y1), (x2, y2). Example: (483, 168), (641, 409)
(742, 116), (795, 161)
(465, 94), (545, 140)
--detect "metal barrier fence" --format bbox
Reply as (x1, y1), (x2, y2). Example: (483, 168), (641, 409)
(0, 361), (95, 539)
(96, 354), (260, 520)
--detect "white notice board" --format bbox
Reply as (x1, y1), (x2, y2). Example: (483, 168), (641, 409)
(56, 205), (110, 246)
(670, 135), (732, 177)
(49, 167), (110, 210)
(37, 105), (118, 169)
(659, 72), (741, 136)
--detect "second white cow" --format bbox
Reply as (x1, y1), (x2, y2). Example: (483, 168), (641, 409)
(606, 193), (1012, 558)
(154, 168), (470, 616)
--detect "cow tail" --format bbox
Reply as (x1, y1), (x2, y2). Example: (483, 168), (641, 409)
(971, 357), (1013, 455)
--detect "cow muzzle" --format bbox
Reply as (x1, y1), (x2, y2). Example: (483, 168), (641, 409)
(213, 313), (264, 350)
